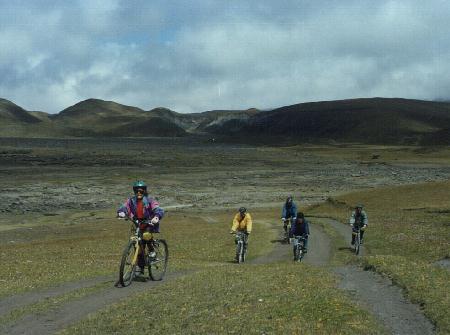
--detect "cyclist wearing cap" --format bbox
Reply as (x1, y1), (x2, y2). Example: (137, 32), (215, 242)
(117, 181), (164, 274)
(290, 212), (310, 252)
(281, 196), (298, 236)
(349, 204), (368, 245)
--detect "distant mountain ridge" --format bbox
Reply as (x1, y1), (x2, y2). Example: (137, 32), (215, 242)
(211, 98), (450, 145)
(0, 97), (449, 145)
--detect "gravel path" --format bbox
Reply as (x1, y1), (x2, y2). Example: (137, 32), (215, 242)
(326, 219), (435, 335)
(335, 266), (435, 335)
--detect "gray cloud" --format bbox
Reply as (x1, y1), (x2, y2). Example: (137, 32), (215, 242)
(0, 0), (449, 113)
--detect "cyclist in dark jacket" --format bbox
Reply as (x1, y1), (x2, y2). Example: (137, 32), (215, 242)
(349, 204), (368, 244)
(290, 212), (310, 251)
(281, 196), (298, 236)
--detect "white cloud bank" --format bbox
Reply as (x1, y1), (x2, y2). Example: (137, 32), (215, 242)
(0, 0), (449, 113)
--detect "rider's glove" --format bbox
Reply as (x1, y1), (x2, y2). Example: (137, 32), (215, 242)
(281, 218), (286, 222)
(292, 217), (297, 221)
(151, 216), (159, 224)
(230, 231), (235, 234)
(350, 223), (354, 227)
(118, 212), (126, 218)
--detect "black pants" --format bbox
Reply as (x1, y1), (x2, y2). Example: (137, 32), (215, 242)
(352, 227), (365, 242)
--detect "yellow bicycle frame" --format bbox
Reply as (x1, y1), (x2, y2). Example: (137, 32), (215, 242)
(130, 231), (154, 267)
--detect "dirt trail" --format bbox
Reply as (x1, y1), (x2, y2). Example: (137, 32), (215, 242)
(0, 276), (111, 317)
(326, 219), (435, 335)
(0, 272), (185, 335)
(250, 222), (331, 266)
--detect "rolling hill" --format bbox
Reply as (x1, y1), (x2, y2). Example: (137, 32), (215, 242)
(210, 98), (450, 145)
(0, 97), (449, 144)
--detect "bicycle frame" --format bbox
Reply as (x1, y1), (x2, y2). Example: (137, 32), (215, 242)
(352, 227), (361, 255)
(235, 231), (248, 263)
(293, 235), (306, 261)
(283, 218), (292, 243)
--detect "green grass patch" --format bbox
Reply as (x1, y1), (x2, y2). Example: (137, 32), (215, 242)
(0, 208), (276, 297)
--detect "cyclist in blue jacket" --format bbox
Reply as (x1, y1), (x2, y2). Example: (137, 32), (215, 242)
(281, 196), (298, 237)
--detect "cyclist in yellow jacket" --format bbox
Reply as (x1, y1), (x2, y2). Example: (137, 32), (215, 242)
(231, 207), (253, 234)
(230, 207), (252, 260)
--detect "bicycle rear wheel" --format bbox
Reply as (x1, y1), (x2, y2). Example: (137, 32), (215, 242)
(119, 240), (137, 287)
(149, 239), (168, 281)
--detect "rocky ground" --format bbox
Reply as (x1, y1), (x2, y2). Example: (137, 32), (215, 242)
(1, 138), (449, 221)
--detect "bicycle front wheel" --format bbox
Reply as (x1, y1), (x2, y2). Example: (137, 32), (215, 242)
(355, 234), (360, 255)
(119, 240), (137, 287)
(149, 239), (168, 281)
(294, 245), (299, 261)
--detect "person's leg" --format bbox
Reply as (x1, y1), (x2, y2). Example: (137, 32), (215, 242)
(137, 243), (145, 274)
(351, 227), (357, 244)
(292, 238), (298, 257)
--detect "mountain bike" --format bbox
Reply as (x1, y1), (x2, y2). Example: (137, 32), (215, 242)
(234, 231), (248, 263)
(293, 235), (307, 262)
(119, 219), (168, 287)
(352, 226), (361, 255)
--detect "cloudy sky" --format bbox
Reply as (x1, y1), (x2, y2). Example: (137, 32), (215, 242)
(1, 0), (449, 113)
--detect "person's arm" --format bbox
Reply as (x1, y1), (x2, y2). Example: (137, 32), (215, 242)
(290, 222), (296, 235)
(231, 213), (239, 232)
(246, 213), (252, 233)
(281, 205), (287, 219)
(305, 222), (310, 236)
(362, 211), (368, 226)
(349, 212), (356, 225)
(148, 197), (164, 219)
(292, 203), (298, 219)
(117, 199), (131, 218)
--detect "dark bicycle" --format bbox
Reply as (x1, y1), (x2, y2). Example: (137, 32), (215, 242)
(119, 218), (168, 287)
(293, 235), (307, 262)
(352, 226), (362, 255)
(234, 231), (248, 263)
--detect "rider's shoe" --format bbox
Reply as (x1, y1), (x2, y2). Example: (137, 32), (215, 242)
(303, 248), (308, 253)
(148, 251), (156, 259)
